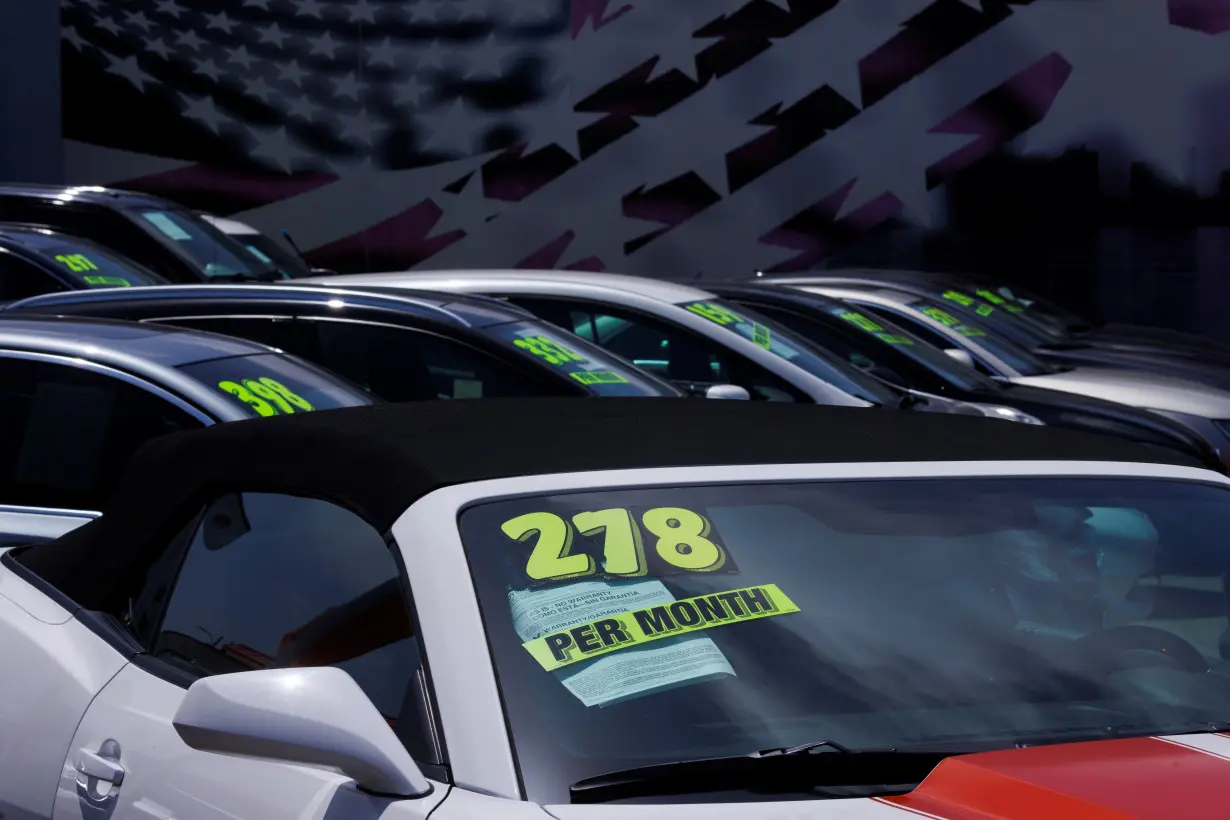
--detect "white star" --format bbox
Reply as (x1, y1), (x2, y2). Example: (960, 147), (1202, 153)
(204, 12), (235, 34)
(125, 11), (154, 31)
(181, 94), (231, 133)
(332, 73), (364, 101)
(96, 17), (122, 36)
(62, 26), (89, 51)
(155, 0), (184, 17)
(105, 52), (157, 92)
(418, 98), (481, 155)
(286, 95), (324, 121)
(195, 58), (227, 82)
(277, 61), (308, 85)
(259, 24), (289, 49)
(228, 46), (257, 70)
(309, 32), (342, 59)
(463, 34), (519, 78)
(250, 127), (316, 173)
(146, 37), (174, 59)
(346, 0), (379, 23)
(392, 74), (432, 108)
(297, 0), (327, 18)
(176, 29), (205, 51)
(366, 37), (400, 68)
(416, 39), (447, 71)
(516, 82), (604, 159)
(340, 109), (384, 145)
(245, 76), (280, 104)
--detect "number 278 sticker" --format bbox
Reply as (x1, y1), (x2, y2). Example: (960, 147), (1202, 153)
(500, 506), (737, 583)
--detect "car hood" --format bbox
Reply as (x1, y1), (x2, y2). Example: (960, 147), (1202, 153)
(545, 733), (1230, 819)
(1012, 367), (1230, 418)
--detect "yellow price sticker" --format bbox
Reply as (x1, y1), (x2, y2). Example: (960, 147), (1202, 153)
(82, 275), (132, 287)
(920, 306), (986, 337)
(523, 583), (800, 671)
(514, 335), (587, 366)
(56, 253), (100, 273)
(836, 311), (914, 346)
(217, 376), (315, 417)
(570, 370), (630, 386)
(501, 506), (735, 583)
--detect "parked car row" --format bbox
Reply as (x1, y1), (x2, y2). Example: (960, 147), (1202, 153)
(7, 182), (1230, 817)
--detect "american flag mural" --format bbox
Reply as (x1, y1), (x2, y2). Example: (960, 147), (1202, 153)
(58, 0), (1230, 288)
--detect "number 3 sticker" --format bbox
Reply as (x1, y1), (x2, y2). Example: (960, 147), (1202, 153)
(501, 506), (731, 583)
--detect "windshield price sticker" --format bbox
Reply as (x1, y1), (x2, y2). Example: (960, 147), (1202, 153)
(82, 275), (132, 288)
(571, 370), (630, 386)
(514, 335), (587, 366)
(500, 506), (739, 585)
(685, 301), (774, 349)
(972, 288), (1024, 313)
(919, 306), (986, 337)
(941, 290), (994, 317)
(835, 311), (914, 345)
(523, 583), (799, 671)
(56, 253), (100, 273)
(217, 376), (315, 417)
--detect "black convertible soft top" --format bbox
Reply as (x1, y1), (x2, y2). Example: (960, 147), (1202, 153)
(17, 397), (1201, 610)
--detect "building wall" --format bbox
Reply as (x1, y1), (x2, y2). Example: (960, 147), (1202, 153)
(2, 2), (62, 182)
(58, 0), (1230, 337)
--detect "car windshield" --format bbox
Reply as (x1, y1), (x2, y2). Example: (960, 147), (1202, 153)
(133, 209), (282, 281)
(905, 298), (1054, 377)
(677, 299), (900, 405)
(14, 232), (167, 288)
(818, 303), (1000, 392)
(483, 320), (681, 397)
(233, 231), (311, 279)
(459, 475), (1230, 804)
(178, 352), (377, 417)
(930, 286), (1065, 345)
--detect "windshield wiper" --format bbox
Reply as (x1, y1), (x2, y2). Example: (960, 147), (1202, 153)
(569, 740), (951, 804)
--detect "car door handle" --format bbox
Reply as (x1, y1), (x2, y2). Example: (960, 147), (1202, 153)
(76, 749), (125, 786)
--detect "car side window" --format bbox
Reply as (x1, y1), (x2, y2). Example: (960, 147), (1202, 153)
(147, 493), (434, 758)
(0, 356), (204, 510)
(308, 319), (555, 401)
(0, 252), (65, 300)
(508, 297), (809, 402)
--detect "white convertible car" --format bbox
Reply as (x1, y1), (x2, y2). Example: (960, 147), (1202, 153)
(3, 398), (1230, 819)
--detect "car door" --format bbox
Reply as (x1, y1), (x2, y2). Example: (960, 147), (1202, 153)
(52, 492), (446, 820)
(0, 353), (206, 514)
(505, 296), (811, 401)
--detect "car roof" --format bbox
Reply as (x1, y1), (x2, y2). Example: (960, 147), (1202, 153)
(3, 283), (539, 329)
(0, 315), (276, 367)
(22, 396), (1203, 610)
(704, 281), (849, 308)
(0, 183), (175, 211)
(300, 269), (717, 304)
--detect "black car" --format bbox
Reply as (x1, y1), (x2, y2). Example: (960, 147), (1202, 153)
(1, 283), (684, 401)
(707, 282), (1227, 473)
(0, 184), (285, 285)
(761, 269), (1230, 386)
(0, 222), (170, 300)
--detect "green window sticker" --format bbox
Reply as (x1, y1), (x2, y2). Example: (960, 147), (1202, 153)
(919, 306), (986, 337)
(55, 253), (100, 273)
(570, 371), (630, 386)
(975, 288), (1024, 313)
(685, 301), (778, 352)
(216, 377), (315, 417)
(514, 335), (587, 366)
(834, 310), (914, 346)
(81, 275), (132, 288)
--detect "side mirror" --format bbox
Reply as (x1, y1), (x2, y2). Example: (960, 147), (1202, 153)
(943, 348), (976, 369)
(172, 667), (433, 798)
(704, 384), (751, 400)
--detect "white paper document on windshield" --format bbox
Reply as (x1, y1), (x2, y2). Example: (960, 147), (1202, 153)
(509, 579), (734, 707)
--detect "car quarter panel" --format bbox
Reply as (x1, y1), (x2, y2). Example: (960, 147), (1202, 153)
(0, 558), (128, 819)
(390, 459), (1227, 801)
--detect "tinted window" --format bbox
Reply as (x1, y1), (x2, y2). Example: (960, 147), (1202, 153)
(15, 232), (167, 288)
(236, 233), (310, 278)
(0, 251), (64, 300)
(134, 209), (279, 280)
(178, 352), (378, 416)
(0, 357), (202, 510)
(148, 493), (430, 752)
(511, 298), (808, 402)
(309, 320), (555, 401)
